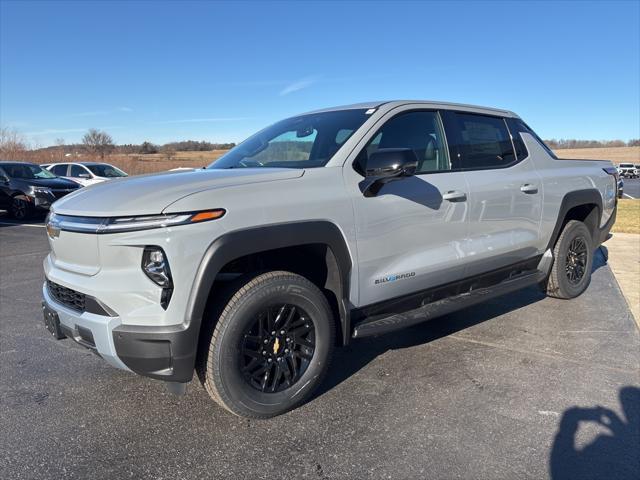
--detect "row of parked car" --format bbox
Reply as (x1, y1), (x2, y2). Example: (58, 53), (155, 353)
(617, 163), (640, 178)
(0, 161), (127, 219)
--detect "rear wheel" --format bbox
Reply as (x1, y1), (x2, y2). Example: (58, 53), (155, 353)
(9, 196), (31, 220)
(200, 271), (335, 418)
(544, 220), (594, 299)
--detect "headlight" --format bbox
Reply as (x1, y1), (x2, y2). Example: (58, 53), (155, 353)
(48, 209), (225, 234)
(142, 246), (174, 309)
(30, 186), (52, 195)
(103, 209), (226, 233)
(142, 247), (172, 287)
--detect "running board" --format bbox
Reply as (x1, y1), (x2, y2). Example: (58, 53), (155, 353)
(352, 269), (546, 339)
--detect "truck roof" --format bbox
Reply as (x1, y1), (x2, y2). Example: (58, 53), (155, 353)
(304, 100), (519, 117)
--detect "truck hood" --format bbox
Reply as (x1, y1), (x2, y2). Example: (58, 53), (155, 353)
(52, 168), (304, 217)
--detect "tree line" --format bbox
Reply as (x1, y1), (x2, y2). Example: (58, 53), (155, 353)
(545, 138), (640, 149)
(2, 126), (639, 163)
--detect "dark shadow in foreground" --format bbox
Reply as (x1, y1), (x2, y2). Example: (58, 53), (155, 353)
(550, 386), (640, 480)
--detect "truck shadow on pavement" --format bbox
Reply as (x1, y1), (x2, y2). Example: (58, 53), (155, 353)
(316, 283), (548, 399)
(549, 386), (640, 480)
(317, 249), (610, 399)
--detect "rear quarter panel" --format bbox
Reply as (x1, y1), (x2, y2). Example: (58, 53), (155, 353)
(524, 133), (613, 244)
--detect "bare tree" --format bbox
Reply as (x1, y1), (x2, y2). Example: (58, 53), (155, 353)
(55, 138), (66, 161)
(163, 146), (177, 162)
(82, 129), (114, 159)
(0, 127), (30, 160)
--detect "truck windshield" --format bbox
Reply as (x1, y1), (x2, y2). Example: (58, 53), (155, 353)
(209, 109), (370, 169)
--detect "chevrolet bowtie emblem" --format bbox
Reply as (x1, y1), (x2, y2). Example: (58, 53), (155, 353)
(272, 337), (280, 355)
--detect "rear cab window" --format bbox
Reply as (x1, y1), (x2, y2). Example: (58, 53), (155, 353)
(508, 118), (558, 159)
(443, 112), (516, 170)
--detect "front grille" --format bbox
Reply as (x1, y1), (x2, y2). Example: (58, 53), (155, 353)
(47, 280), (85, 313)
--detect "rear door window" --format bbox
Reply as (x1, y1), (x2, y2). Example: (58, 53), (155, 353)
(69, 165), (87, 177)
(50, 164), (68, 176)
(446, 113), (516, 169)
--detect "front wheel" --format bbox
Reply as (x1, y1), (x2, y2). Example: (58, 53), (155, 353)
(544, 220), (594, 299)
(200, 271), (335, 418)
(9, 196), (31, 220)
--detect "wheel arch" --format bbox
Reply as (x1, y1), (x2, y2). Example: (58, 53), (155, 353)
(546, 189), (603, 250)
(187, 221), (354, 349)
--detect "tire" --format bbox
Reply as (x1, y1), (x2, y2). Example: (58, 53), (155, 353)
(9, 196), (31, 220)
(544, 220), (594, 299)
(200, 271), (335, 418)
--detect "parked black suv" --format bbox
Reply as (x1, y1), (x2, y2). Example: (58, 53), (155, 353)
(0, 162), (80, 220)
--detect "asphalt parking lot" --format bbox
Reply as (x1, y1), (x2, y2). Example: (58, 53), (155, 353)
(0, 216), (638, 480)
(622, 177), (640, 199)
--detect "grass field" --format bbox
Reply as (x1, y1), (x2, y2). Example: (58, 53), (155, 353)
(105, 150), (228, 175)
(554, 146), (640, 163)
(613, 199), (640, 234)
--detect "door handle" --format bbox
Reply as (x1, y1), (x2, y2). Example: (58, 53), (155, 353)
(442, 190), (467, 202)
(520, 184), (538, 194)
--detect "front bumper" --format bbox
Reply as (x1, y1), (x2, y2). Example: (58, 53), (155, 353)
(42, 219), (224, 383)
(42, 282), (130, 371)
(42, 280), (198, 383)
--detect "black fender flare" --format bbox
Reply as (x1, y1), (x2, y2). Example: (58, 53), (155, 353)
(546, 188), (603, 250)
(186, 220), (353, 344)
(113, 221), (354, 383)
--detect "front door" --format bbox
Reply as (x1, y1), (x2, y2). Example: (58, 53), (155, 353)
(346, 109), (471, 307)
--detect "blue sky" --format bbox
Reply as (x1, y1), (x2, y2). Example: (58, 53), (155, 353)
(1, 0), (638, 147)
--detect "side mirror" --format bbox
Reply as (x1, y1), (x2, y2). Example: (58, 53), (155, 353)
(359, 148), (418, 197)
(79, 173), (91, 178)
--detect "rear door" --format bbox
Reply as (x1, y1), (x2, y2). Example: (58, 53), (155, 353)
(346, 108), (471, 306)
(442, 111), (543, 276)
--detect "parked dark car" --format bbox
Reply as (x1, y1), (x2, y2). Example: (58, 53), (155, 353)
(0, 161), (80, 219)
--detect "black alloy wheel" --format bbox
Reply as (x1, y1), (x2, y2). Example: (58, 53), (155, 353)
(565, 236), (588, 285)
(240, 304), (315, 393)
(200, 271), (335, 418)
(544, 220), (594, 299)
(10, 197), (29, 220)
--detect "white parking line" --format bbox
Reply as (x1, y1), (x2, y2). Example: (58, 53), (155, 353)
(623, 193), (636, 199)
(0, 221), (45, 228)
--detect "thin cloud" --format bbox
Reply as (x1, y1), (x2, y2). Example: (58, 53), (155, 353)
(26, 126), (124, 135)
(279, 77), (317, 96)
(70, 111), (109, 117)
(26, 128), (88, 135)
(69, 107), (133, 117)
(3, 120), (29, 128)
(151, 117), (251, 125)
